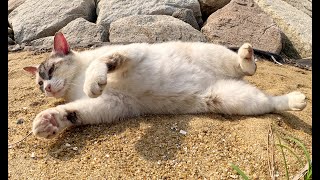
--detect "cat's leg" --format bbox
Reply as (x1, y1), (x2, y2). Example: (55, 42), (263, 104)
(84, 53), (130, 98)
(237, 43), (257, 76)
(32, 91), (140, 139)
(203, 79), (306, 115)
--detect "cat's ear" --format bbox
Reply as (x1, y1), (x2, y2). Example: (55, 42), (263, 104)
(53, 32), (70, 56)
(23, 66), (38, 75)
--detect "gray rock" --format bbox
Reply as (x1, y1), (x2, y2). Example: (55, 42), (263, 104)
(8, 44), (22, 52)
(198, 0), (231, 19)
(8, 0), (26, 15)
(8, 37), (15, 45)
(96, 0), (202, 30)
(172, 8), (200, 30)
(281, 0), (312, 17)
(254, 0), (311, 58)
(109, 15), (207, 43)
(31, 18), (108, 48)
(9, 0), (96, 43)
(16, 119), (24, 124)
(8, 27), (14, 39)
(201, 0), (282, 54)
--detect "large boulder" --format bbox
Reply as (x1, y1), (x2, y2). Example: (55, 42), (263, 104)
(254, 0), (312, 58)
(198, 0), (231, 19)
(281, 0), (312, 17)
(109, 15), (207, 43)
(30, 18), (108, 48)
(201, 0), (282, 54)
(96, 0), (202, 30)
(8, 0), (26, 15)
(172, 8), (200, 30)
(9, 0), (96, 43)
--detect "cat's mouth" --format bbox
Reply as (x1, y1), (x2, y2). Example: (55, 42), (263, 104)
(46, 82), (66, 98)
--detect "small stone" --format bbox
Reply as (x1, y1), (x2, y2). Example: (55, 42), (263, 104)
(72, 147), (78, 151)
(65, 143), (71, 147)
(171, 123), (178, 131)
(179, 130), (187, 135)
(31, 152), (36, 158)
(106, 154), (110, 158)
(230, 174), (238, 179)
(22, 107), (27, 110)
(16, 119), (24, 124)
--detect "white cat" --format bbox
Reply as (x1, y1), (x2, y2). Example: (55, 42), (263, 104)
(24, 32), (307, 139)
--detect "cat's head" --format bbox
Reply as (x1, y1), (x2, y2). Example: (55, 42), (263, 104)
(23, 32), (78, 98)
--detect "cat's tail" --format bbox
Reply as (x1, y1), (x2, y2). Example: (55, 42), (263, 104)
(201, 79), (306, 115)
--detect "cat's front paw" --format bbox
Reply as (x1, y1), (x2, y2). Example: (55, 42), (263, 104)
(32, 107), (72, 139)
(84, 61), (108, 98)
(287, 91), (307, 111)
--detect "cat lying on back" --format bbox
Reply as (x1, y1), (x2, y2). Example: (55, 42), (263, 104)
(24, 32), (306, 139)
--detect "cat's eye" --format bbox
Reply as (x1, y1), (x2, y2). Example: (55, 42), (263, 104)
(48, 65), (55, 79)
(38, 81), (43, 86)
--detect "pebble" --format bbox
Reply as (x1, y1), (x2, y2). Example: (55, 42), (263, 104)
(106, 154), (110, 158)
(16, 119), (24, 124)
(179, 130), (187, 135)
(229, 174), (238, 179)
(31, 152), (36, 158)
(170, 123), (178, 131)
(72, 147), (78, 151)
(65, 143), (71, 147)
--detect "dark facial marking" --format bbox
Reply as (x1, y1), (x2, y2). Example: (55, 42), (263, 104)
(38, 62), (49, 80)
(66, 111), (77, 124)
(48, 64), (55, 79)
(38, 62), (56, 80)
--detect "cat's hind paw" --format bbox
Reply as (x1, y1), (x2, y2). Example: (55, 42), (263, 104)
(238, 43), (256, 76)
(32, 108), (72, 139)
(287, 91), (307, 111)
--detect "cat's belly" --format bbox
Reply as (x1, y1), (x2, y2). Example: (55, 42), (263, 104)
(107, 62), (213, 95)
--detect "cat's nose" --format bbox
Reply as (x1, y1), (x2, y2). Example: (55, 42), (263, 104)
(45, 84), (52, 92)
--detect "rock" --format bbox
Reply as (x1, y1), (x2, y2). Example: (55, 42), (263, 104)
(8, 0), (26, 15)
(201, 0), (282, 54)
(31, 18), (108, 48)
(198, 0), (231, 19)
(254, 0), (311, 58)
(8, 27), (14, 39)
(172, 8), (200, 30)
(8, 20), (13, 29)
(96, 0), (202, 30)
(16, 119), (24, 124)
(109, 15), (207, 43)
(281, 0), (312, 17)
(8, 44), (22, 52)
(9, 0), (96, 43)
(8, 37), (15, 45)
(29, 37), (53, 47)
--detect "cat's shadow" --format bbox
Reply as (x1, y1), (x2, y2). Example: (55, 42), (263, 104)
(47, 112), (311, 161)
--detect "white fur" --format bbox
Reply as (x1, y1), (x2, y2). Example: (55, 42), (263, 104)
(30, 41), (307, 139)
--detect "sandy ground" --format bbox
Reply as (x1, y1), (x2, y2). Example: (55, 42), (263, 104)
(8, 50), (311, 179)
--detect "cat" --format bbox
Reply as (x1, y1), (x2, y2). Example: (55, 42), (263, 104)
(23, 32), (307, 139)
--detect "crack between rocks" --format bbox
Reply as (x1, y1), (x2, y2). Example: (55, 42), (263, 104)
(257, 24), (275, 42)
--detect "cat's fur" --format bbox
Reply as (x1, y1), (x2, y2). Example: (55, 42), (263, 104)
(24, 32), (307, 139)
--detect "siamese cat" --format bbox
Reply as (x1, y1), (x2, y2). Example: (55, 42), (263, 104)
(23, 32), (306, 139)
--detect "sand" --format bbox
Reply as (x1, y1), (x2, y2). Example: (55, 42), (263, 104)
(8, 50), (312, 179)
